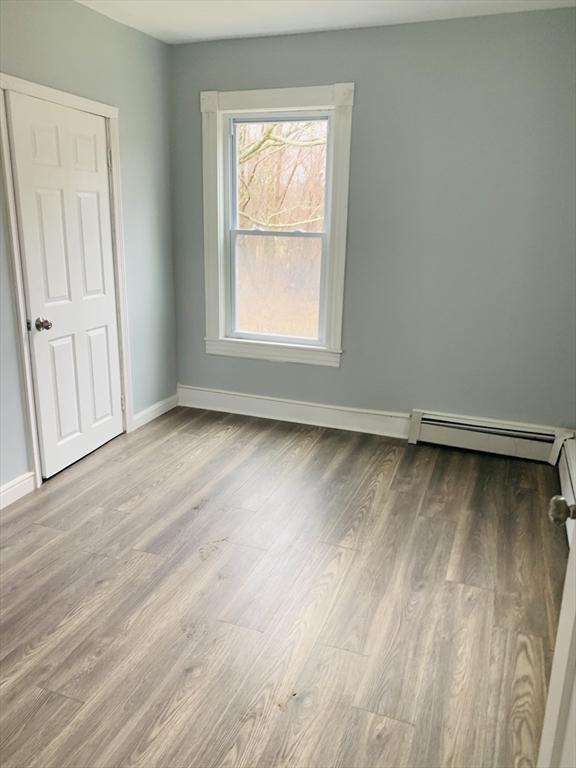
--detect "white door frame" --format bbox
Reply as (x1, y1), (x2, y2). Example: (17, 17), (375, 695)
(0, 73), (134, 487)
(538, 439), (576, 768)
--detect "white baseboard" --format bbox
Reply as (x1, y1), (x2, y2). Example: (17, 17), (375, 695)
(0, 471), (36, 510)
(177, 384), (410, 439)
(130, 393), (179, 432)
(177, 384), (574, 466)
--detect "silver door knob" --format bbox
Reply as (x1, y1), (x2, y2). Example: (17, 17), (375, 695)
(35, 317), (52, 331)
(548, 495), (576, 526)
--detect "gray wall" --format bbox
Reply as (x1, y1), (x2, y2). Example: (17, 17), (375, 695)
(1, 4), (574, 487)
(172, 8), (576, 428)
(0, 0), (177, 484)
(0, 199), (30, 483)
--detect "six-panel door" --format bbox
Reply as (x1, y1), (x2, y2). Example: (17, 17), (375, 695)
(7, 91), (123, 477)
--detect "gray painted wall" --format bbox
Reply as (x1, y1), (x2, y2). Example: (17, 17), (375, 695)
(0, 199), (30, 483)
(1, 4), (574, 488)
(0, 0), (177, 484)
(172, 8), (576, 428)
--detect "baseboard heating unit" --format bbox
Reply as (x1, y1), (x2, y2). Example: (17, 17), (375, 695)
(408, 410), (574, 464)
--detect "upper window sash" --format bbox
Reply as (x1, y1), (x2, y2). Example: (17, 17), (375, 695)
(201, 83), (354, 367)
(228, 113), (331, 235)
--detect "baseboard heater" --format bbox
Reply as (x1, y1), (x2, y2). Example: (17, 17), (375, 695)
(408, 410), (574, 464)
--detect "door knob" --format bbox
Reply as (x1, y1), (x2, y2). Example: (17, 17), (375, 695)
(35, 317), (53, 331)
(548, 495), (576, 526)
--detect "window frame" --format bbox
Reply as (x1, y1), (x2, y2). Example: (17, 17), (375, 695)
(201, 83), (354, 367)
(226, 111), (332, 347)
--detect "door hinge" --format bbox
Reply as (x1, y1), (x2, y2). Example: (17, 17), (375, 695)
(107, 148), (112, 170)
(120, 394), (125, 412)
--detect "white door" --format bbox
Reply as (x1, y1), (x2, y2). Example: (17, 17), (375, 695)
(7, 91), (123, 478)
(538, 441), (576, 768)
(538, 541), (576, 767)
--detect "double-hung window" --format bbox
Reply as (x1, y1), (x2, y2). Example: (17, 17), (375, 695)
(201, 84), (354, 366)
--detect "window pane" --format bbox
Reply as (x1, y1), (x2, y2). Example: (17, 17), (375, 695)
(234, 234), (322, 339)
(235, 119), (327, 233)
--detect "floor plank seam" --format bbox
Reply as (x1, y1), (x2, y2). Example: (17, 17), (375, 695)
(36, 685), (86, 705)
(317, 641), (369, 658)
(317, 539), (361, 552)
(444, 577), (495, 593)
(32, 521), (67, 533)
(216, 618), (265, 634)
(130, 545), (166, 558)
(350, 703), (416, 728)
(227, 539), (270, 553)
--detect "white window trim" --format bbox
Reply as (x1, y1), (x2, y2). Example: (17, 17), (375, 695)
(201, 83), (354, 367)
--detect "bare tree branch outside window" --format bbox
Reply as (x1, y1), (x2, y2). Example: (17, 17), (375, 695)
(233, 120), (327, 338)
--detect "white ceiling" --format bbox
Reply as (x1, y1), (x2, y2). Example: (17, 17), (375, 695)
(75, 0), (576, 44)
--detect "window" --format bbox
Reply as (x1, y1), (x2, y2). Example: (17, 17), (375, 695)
(201, 84), (354, 366)
(232, 117), (327, 342)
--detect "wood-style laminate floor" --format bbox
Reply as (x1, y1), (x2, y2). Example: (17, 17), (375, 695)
(0, 408), (569, 768)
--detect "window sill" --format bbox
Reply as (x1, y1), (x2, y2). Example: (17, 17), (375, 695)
(205, 337), (341, 367)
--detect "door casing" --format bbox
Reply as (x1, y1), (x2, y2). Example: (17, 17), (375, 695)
(0, 73), (134, 487)
(538, 439), (576, 768)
